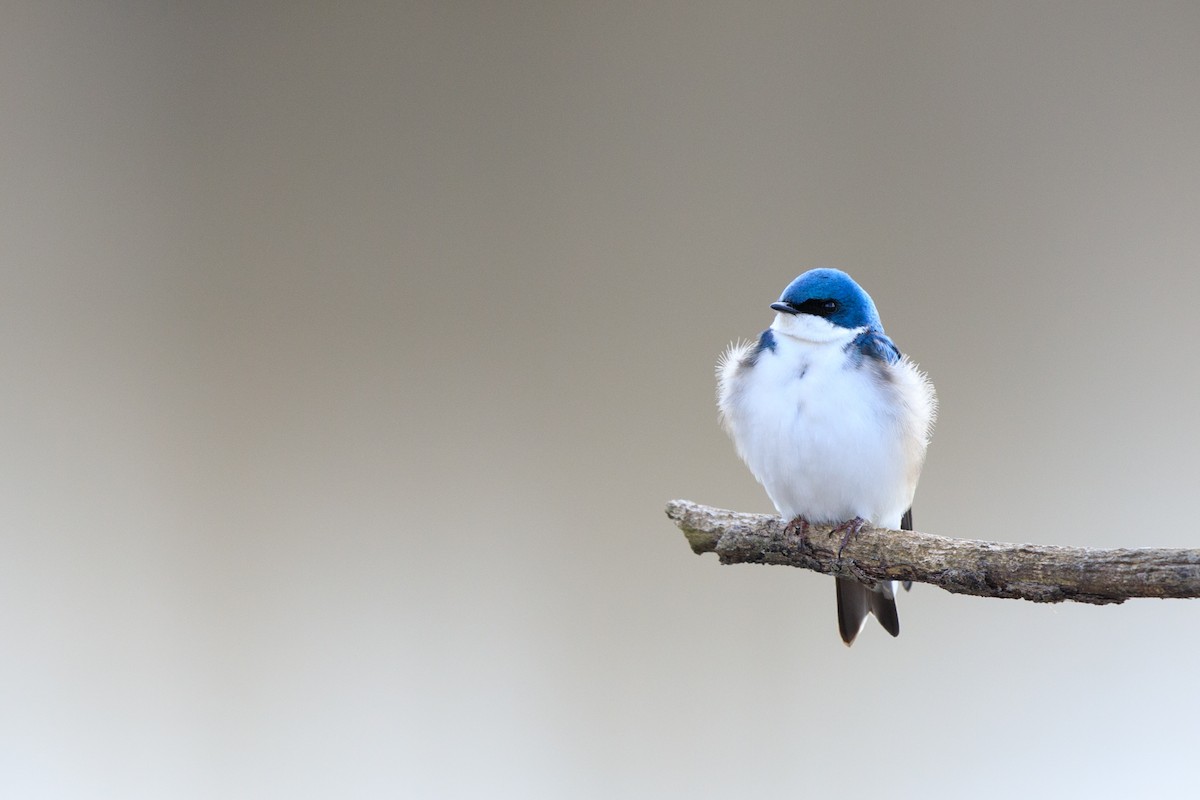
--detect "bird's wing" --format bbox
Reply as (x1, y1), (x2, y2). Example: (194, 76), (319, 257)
(850, 328), (901, 365)
(900, 507), (913, 592)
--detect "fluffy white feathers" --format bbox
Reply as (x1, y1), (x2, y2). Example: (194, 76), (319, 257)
(718, 313), (935, 530)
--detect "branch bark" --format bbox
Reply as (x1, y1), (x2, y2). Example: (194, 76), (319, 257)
(666, 499), (1200, 605)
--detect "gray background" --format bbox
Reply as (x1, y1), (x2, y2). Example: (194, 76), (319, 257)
(4, 2), (1199, 797)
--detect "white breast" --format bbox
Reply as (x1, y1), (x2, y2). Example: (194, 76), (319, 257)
(717, 321), (935, 528)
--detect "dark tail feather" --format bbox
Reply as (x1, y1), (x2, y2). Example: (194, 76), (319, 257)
(837, 509), (914, 643)
(836, 577), (870, 645)
(836, 577), (900, 645)
(868, 587), (900, 637)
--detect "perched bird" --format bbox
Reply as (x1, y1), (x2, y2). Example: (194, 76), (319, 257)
(717, 268), (936, 644)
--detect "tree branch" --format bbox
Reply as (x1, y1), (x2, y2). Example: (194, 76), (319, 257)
(666, 499), (1200, 605)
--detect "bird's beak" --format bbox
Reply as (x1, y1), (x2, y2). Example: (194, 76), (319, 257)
(770, 301), (798, 314)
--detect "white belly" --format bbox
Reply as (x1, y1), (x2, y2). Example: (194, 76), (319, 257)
(718, 332), (922, 528)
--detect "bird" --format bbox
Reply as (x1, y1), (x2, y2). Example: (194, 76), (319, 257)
(717, 268), (936, 645)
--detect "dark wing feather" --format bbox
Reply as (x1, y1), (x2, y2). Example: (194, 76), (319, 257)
(851, 329), (902, 365)
(901, 508), (913, 591)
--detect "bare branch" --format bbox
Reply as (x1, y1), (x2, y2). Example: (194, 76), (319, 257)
(666, 499), (1200, 605)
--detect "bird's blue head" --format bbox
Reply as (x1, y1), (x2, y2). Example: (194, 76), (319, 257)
(771, 268), (883, 332)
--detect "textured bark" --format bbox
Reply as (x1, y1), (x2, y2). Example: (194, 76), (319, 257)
(666, 499), (1200, 604)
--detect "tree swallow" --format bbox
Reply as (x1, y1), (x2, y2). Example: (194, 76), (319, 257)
(717, 268), (936, 644)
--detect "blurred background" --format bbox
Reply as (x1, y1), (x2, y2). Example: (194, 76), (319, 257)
(3, 2), (1199, 797)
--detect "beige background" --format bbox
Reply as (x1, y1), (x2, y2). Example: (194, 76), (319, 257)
(3, 2), (1200, 797)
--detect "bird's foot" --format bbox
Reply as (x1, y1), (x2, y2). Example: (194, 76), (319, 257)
(832, 517), (868, 561)
(783, 515), (811, 545)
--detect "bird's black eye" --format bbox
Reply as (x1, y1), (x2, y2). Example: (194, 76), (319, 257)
(793, 298), (840, 317)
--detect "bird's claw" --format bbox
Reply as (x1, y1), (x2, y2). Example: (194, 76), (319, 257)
(832, 516), (868, 561)
(783, 515), (811, 545)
